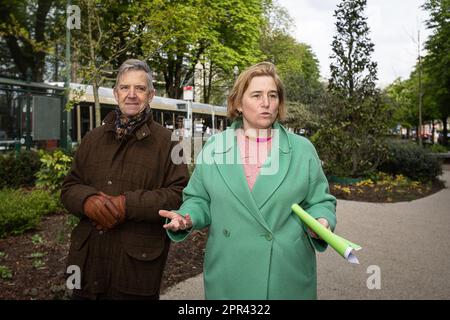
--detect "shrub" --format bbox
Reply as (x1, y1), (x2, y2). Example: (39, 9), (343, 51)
(0, 189), (60, 238)
(430, 144), (448, 154)
(378, 141), (442, 182)
(0, 265), (13, 279)
(0, 151), (41, 189)
(35, 149), (73, 191)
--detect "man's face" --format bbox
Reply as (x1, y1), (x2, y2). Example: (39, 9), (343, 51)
(114, 70), (154, 116)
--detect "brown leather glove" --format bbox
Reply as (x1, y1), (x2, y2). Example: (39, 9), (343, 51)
(99, 192), (127, 224)
(83, 194), (121, 230)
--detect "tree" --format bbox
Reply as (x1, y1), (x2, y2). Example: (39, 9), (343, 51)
(314, 0), (388, 177)
(147, 0), (265, 100)
(328, 0), (377, 101)
(384, 78), (417, 137)
(69, 0), (173, 126)
(0, 0), (65, 81)
(422, 0), (450, 145)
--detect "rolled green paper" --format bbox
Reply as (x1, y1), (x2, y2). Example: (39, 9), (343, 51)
(291, 204), (361, 264)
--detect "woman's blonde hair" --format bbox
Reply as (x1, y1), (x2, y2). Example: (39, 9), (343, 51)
(227, 62), (286, 121)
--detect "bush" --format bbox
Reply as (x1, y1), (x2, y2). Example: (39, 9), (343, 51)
(0, 151), (41, 189)
(35, 149), (73, 191)
(0, 189), (60, 238)
(378, 141), (442, 182)
(429, 144), (448, 154)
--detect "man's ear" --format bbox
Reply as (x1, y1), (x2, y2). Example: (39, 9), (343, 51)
(148, 89), (155, 103)
(113, 87), (119, 102)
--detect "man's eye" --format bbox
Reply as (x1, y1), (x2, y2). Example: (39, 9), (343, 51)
(120, 86), (129, 91)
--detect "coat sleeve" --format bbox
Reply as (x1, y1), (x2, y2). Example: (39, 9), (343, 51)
(124, 141), (190, 224)
(301, 143), (337, 252)
(60, 133), (98, 218)
(167, 144), (213, 242)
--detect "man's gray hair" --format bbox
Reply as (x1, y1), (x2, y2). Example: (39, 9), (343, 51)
(115, 59), (154, 90)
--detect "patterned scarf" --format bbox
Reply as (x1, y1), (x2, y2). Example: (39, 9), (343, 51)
(115, 105), (151, 140)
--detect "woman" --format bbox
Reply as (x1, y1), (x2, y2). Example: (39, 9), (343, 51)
(159, 62), (336, 299)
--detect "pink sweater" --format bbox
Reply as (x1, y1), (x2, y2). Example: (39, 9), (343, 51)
(237, 129), (272, 191)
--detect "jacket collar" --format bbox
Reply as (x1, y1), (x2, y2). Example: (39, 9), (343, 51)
(214, 119), (291, 154)
(103, 110), (153, 141)
(211, 119), (292, 230)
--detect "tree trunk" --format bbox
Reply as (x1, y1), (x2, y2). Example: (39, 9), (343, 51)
(431, 120), (435, 145)
(87, 0), (102, 127)
(442, 116), (448, 146)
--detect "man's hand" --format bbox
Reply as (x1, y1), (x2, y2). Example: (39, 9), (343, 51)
(83, 194), (121, 230)
(99, 192), (126, 224)
(308, 218), (330, 240)
(158, 210), (193, 232)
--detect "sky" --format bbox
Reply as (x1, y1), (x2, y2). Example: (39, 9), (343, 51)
(277, 0), (432, 88)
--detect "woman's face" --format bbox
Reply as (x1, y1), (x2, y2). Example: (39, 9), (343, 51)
(238, 76), (279, 131)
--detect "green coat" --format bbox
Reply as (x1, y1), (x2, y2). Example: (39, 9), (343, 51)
(169, 120), (336, 300)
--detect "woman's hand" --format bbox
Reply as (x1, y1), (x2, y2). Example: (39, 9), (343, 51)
(159, 210), (193, 232)
(307, 218), (330, 239)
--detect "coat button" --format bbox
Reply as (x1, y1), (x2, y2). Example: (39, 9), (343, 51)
(142, 253), (147, 258)
(99, 230), (104, 235)
(142, 132), (146, 136)
(223, 229), (230, 237)
(107, 180), (112, 185)
(265, 234), (273, 241)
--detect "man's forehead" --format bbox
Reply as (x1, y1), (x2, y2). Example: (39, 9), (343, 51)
(117, 70), (148, 85)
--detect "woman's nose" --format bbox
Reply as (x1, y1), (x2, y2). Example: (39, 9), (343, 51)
(261, 95), (270, 107)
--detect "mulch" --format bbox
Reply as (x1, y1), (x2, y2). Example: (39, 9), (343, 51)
(0, 213), (207, 300)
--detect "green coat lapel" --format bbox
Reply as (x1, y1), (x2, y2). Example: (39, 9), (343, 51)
(212, 122), (270, 231)
(251, 122), (292, 209)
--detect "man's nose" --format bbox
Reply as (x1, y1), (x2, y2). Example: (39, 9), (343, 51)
(128, 87), (136, 98)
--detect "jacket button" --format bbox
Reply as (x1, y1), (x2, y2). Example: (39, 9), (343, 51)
(142, 253), (147, 258)
(265, 234), (273, 241)
(223, 229), (230, 237)
(142, 132), (146, 136)
(99, 230), (104, 235)
(107, 180), (112, 185)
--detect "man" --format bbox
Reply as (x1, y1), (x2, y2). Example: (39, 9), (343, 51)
(61, 59), (189, 300)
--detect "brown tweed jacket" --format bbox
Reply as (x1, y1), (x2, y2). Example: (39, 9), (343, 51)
(61, 111), (189, 298)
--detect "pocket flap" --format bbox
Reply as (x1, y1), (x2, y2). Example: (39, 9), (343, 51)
(124, 245), (164, 261)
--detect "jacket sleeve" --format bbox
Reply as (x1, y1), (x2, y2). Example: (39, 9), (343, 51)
(301, 143), (337, 252)
(124, 141), (190, 224)
(60, 134), (98, 219)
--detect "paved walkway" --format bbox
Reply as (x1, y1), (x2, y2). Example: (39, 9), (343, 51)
(161, 168), (450, 300)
